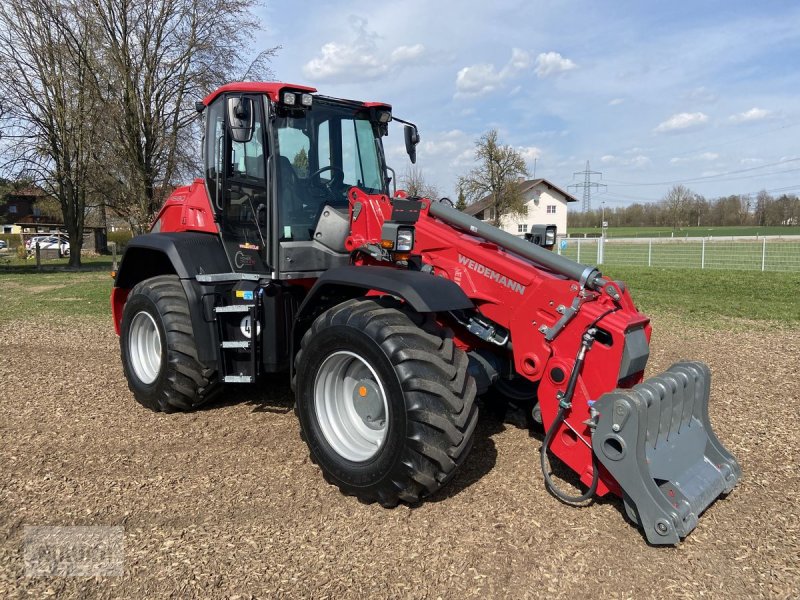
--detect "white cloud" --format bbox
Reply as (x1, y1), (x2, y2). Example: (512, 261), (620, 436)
(740, 157), (765, 166)
(303, 18), (426, 83)
(455, 48), (531, 97)
(416, 129), (478, 169)
(534, 51), (577, 78)
(608, 98), (625, 106)
(654, 112), (709, 133)
(600, 154), (650, 167)
(390, 44), (425, 63)
(686, 86), (718, 103)
(517, 145), (543, 166)
(669, 152), (719, 165)
(729, 107), (772, 123)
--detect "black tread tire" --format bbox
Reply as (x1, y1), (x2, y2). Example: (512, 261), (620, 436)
(120, 275), (219, 412)
(294, 297), (479, 507)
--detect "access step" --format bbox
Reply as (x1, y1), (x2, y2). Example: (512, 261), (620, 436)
(221, 340), (250, 349)
(214, 304), (254, 314)
(223, 375), (253, 383)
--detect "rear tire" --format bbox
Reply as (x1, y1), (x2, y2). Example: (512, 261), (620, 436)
(294, 298), (478, 506)
(120, 275), (219, 412)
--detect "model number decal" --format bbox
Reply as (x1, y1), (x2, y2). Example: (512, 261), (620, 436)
(458, 254), (526, 295)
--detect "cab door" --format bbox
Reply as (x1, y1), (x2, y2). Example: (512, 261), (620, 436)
(205, 94), (271, 274)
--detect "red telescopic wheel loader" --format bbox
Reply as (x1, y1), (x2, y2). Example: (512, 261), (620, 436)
(111, 82), (740, 544)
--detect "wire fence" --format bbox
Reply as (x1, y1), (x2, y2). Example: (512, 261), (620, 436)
(556, 236), (800, 272)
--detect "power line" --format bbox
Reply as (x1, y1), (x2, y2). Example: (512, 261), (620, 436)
(569, 161), (606, 212)
(604, 157), (800, 187)
(602, 182), (800, 206)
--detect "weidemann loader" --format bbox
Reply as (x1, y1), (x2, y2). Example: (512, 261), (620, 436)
(112, 82), (740, 544)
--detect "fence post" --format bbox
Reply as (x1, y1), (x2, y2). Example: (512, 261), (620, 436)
(111, 241), (118, 272)
(597, 236), (604, 265)
(648, 240), (652, 267)
(701, 238), (705, 269)
(761, 238), (767, 272)
(577, 239), (581, 263)
(35, 241), (41, 270)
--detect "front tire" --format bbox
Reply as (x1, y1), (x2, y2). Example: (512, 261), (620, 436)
(120, 275), (219, 412)
(294, 298), (478, 507)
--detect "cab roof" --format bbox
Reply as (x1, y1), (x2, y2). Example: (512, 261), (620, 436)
(201, 82), (391, 110)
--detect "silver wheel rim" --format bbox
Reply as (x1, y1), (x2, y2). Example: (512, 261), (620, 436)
(314, 350), (389, 462)
(128, 311), (163, 385)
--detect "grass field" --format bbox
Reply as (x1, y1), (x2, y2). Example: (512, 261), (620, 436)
(2, 266), (798, 327)
(560, 238), (800, 272)
(569, 225), (800, 238)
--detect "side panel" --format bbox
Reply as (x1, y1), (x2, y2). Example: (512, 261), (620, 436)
(151, 179), (218, 234)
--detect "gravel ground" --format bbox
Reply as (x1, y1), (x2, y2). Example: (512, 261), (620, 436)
(0, 315), (798, 599)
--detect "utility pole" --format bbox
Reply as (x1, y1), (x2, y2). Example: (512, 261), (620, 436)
(569, 161), (606, 212)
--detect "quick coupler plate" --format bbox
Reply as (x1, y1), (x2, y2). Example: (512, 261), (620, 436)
(591, 361), (741, 545)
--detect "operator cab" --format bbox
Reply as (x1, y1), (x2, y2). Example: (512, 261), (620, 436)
(202, 83), (392, 278)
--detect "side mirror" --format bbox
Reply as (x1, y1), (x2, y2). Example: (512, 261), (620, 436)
(404, 124), (420, 164)
(227, 96), (254, 143)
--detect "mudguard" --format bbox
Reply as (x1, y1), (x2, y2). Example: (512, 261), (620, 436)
(114, 232), (230, 365)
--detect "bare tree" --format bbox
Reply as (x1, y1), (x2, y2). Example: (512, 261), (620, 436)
(661, 184), (695, 230)
(400, 165), (439, 200)
(0, 0), (101, 267)
(458, 129), (528, 227)
(89, 0), (279, 232)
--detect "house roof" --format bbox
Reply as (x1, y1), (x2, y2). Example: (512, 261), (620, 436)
(463, 178), (579, 216)
(7, 186), (47, 198)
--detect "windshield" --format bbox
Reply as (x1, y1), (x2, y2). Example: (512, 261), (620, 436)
(275, 98), (386, 241)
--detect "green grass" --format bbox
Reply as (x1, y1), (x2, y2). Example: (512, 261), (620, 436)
(569, 225), (800, 238)
(1, 266), (797, 330)
(0, 254), (116, 271)
(0, 270), (113, 323)
(604, 267), (800, 325)
(559, 238), (800, 272)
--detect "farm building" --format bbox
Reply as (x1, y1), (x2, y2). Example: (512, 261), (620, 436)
(464, 178), (578, 237)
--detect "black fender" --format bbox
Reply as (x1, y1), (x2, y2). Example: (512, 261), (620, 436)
(291, 266), (474, 380)
(114, 232), (230, 365)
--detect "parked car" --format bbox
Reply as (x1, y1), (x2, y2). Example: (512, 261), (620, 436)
(0, 240), (7, 250)
(26, 235), (70, 256)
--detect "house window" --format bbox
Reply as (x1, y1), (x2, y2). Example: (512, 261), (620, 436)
(8, 205), (17, 214)
(517, 224), (528, 233)
(546, 205), (556, 214)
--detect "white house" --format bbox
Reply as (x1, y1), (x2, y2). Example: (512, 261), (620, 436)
(463, 178), (578, 237)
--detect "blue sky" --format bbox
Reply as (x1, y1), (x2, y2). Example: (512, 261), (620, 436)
(256, 0), (800, 208)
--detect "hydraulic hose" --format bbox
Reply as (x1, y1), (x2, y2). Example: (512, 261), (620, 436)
(539, 307), (618, 505)
(540, 330), (600, 504)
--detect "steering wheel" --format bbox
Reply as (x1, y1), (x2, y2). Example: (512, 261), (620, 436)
(307, 165), (347, 207)
(308, 165), (345, 181)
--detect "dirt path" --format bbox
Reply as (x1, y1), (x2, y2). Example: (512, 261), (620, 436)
(0, 316), (797, 598)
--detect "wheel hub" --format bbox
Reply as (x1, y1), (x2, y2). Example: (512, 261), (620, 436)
(128, 311), (162, 385)
(313, 350), (389, 462)
(352, 379), (385, 430)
